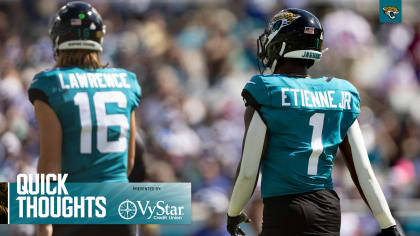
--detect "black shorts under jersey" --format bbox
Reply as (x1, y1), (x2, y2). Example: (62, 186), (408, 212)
(260, 189), (341, 236)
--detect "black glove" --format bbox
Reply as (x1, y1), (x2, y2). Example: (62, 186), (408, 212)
(227, 212), (251, 236)
(377, 225), (401, 236)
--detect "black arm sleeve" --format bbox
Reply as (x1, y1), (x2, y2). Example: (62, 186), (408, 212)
(241, 89), (261, 110)
(28, 88), (49, 105)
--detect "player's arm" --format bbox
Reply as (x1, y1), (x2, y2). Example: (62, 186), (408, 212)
(34, 100), (62, 174)
(127, 111), (136, 176)
(339, 120), (400, 235)
(128, 132), (148, 182)
(34, 100), (61, 236)
(227, 106), (268, 235)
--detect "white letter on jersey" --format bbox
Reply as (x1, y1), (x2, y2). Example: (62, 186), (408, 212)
(281, 88), (291, 106)
(103, 74), (116, 88)
(300, 90), (305, 107)
(76, 73), (89, 88)
(339, 91), (351, 110)
(113, 74), (123, 88)
(120, 73), (131, 88)
(59, 73), (70, 89)
(87, 73), (99, 88)
(304, 90), (313, 108)
(311, 91), (321, 108)
(328, 91), (337, 108)
(318, 91), (330, 108)
(96, 73), (107, 88)
(345, 92), (351, 110)
(290, 89), (299, 106)
(69, 74), (80, 89)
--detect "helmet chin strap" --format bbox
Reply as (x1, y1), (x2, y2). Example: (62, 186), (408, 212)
(279, 42), (286, 57)
(268, 59), (277, 75)
(261, 59), (277, 75)
(53, 36), (60, 61)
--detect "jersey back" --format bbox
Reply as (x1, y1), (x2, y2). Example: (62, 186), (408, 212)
(242, 75), (360, 198)
(29, 67), (141, 182)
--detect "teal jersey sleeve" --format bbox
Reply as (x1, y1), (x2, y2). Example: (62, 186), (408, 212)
(126, 71), (141, 110)
(340, 79), (360, 114)
(28, 70), (61, 106)
(242, 75), (271, 108)
(336, 79), (360, 134)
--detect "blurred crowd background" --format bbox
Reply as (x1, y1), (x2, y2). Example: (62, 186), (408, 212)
(1, 0), (420, 235)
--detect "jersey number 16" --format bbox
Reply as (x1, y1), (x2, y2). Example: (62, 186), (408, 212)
(74, 91), (129, 154)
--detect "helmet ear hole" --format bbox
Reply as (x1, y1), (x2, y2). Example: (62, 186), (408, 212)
(266, 41), (285, 66)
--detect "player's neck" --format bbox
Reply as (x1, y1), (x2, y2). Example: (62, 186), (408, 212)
(273, 62), (309, 78)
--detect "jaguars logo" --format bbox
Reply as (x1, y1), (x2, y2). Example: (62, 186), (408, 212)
(269, 11), (301, 32)
(382, 6), (399, 19)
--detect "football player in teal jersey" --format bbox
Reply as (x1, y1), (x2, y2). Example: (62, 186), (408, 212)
(28, 2), (139, 236)
(227, 9), (401, 236)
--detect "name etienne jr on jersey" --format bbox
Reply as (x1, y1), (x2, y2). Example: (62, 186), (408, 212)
(281, 88), (352, 110)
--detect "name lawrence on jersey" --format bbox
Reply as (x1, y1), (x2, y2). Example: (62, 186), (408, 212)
(280, 88), (352, 110)
(58, 72), (132, 89)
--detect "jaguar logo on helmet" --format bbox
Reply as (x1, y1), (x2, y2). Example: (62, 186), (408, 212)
(270, 11), (301, 32)
(382, 6), (399, 19)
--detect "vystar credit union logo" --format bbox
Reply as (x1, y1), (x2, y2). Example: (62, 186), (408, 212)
(11, 180), (190, 224)
(118, 200), (137, 220)
(118, 200), (185, 220)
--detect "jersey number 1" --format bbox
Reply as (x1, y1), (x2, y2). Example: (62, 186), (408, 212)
(308, 113), (325, 175)
(74, 91), (129, 154)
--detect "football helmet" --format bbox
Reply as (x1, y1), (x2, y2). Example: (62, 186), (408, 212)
(257, 8), (324, 73)
(49, 1), (106, 56)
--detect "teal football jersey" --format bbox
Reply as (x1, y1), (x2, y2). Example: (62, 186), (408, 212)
(29, 67), (141, 182)
(242, 74), (360, 198)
